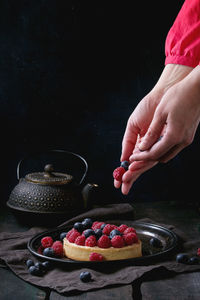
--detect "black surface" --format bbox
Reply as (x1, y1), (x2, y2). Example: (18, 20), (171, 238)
(1, 0), (199, 208)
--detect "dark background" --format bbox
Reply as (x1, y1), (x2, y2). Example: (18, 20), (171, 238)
(1, 0), (199, 208)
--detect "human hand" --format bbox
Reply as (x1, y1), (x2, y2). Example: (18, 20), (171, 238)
(120, 64), (193, 164)
(115, 64), (193, 195)
(114, 135), (158, 194)
(131, 66), (200, 163)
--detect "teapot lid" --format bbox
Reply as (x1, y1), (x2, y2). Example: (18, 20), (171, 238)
(25, 164), (73, 185)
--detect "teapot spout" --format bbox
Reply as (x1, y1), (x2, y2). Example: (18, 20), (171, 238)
(82, 183), (99, 209)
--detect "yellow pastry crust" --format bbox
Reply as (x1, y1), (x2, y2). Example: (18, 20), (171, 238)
(63, 238), (142, 261)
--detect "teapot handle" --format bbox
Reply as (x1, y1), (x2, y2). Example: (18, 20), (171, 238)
(17, 149), (88, 185)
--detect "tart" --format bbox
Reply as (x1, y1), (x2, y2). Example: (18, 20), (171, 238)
(63, 219), (142, 261)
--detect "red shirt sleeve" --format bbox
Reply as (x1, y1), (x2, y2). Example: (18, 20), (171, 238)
(165, 0), (200, 67)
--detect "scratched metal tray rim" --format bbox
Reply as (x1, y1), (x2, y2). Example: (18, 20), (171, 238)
(27, 222), (178, 266)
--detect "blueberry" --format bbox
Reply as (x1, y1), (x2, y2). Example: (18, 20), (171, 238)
(74, 222), (84, 232)
(120, 161), (130, 170)
(176, 253), (189, 264)
(26, 259), (34, 268)
(188, 256), (199, 265)
(83, 229), (95, 238)
(35, 262), (45, 270)
(80, 271), (92, 282)
(94, 229), (103, 239)
(34, 262), (46, 274)
(28, 265), (42, 276)
(101, 223), (106, 230)
(60, 232), (67, 241)
(82, 218), (93, 229)
(42, 261), (51, 270)
(43, 247), (55, 257)
(149, 237), (162, 248)
(109, 229), (122, 239)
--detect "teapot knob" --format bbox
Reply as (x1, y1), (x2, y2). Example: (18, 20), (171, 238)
(44, 164), (55, 178)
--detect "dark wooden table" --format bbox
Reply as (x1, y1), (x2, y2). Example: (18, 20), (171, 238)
(1, 200), (200, 300)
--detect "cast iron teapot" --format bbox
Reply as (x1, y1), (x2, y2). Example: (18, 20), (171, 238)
(7, 150), (98, 216)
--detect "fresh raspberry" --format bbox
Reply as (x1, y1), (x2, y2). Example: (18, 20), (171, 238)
(123, 232), (138, 245)
(118, 224), (129, 233)
(124, 227), (136, 235)
(85, 235), (97, 247)
(197, 248), (200, 256)
(111, 224), (118, 230)
(52, 241), (63, 257)
(75, 235), (86, 246)
(91, 221), (99, 229)
(89, 252), (104, 261)
(103, 224), (114, 235)
(111, 235), (125, 248)
(41, 236), (53, 248)
(68, 230), (81, 243)
(97, 235), (111, 248)
(113, 167), (126, 181)
(92, 221), (105, 230)
(66, 228), (76, 239)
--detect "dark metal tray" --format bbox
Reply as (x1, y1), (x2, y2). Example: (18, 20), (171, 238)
(27, 221), (178, 266)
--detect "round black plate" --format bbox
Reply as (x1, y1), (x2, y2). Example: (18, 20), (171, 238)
(27, 221), (178, 266)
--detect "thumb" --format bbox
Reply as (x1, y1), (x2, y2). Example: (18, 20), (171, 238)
(139, 114), (166, 151)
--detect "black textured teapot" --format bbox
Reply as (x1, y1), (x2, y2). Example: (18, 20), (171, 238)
(7, 150), (98, 217)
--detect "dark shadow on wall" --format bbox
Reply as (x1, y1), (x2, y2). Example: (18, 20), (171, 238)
(1, 0), (198, 208)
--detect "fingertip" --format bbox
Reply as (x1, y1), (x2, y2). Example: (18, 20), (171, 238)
(120, 153), (129, 163)
(114, 179), (121, 189)
(121, 184), (130, 195)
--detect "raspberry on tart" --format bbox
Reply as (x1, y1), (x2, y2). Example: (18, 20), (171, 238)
(123, 232), (138, 245)
(63, 220), (142, 261)
(124, 227), (136, 234)
(118, 224), (129, 233)
(67, 230), (81, 243)
(111, 235), (125, 248)
(92, 221), (105, 230)
(85, 235), (97, 247)
(75, 235), (86, 246)
(89, 252), (104, 261)
(97, 235), (111, 248)
(103, 224), (117, 235)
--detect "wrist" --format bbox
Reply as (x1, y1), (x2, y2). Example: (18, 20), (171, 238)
(178, 65), (200, 97)
(152, 64), (193, 94)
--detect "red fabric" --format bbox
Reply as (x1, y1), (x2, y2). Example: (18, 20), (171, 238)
(165, 0), (200, 67)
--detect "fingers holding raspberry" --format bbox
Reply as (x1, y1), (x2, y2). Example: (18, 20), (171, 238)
(113, 166), (126, 181)
(113, 161), (130, 189)
(113, 160), (158, 195)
